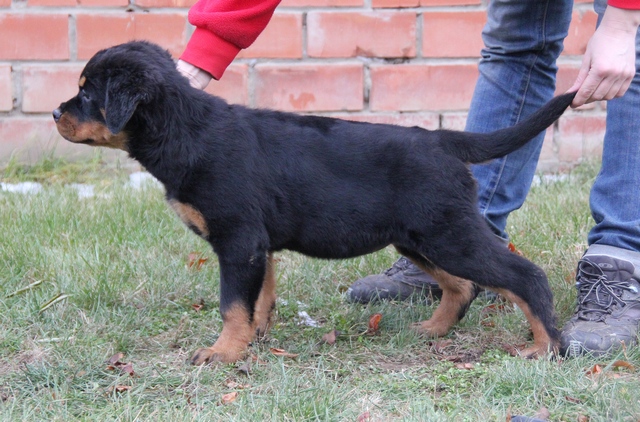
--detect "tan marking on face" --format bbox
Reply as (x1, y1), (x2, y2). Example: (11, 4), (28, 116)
(79, 75), (86, 88)
(409, 267), (476, 337)
(55, 113), (129, 151)
(254, 253), (277, 338)
(190, 302), (254, 364)
(168, 200), (209, 238)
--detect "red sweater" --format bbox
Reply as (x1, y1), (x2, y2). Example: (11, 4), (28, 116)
(180, 0), (640, 80)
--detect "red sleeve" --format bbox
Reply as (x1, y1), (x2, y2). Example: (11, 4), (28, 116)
(180, 0), (281, 80)
(608, 0), (640, 9)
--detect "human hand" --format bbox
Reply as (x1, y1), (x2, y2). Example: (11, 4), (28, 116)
(176, 59), (213, 90)
(568, 7), (640, 107)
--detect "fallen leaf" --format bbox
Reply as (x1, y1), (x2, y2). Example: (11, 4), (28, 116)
(533, 407), (550, 420)
(108, 352), (125, 366)
(357, 411), (371, 422)
(270, 348), (299, 359)
(611, 360), (636, 372)
(508, 242), (523, 256)
(366, 313), (382, 335)
(431, 339), (453, 353)
(187, 253), (208, 270)
(121, 362), (135, 377)
(225, 381), (250, 389)
(586, 364), (603, 377)
(454, 363), (474, 370)
(577, 415), (589, 422)
(221, 391), (238, 405)
(565, 396), (582, 404)
(192, 304), (203, 312)
(321, 330), (338, 345)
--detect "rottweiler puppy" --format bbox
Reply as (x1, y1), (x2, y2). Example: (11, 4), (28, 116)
(54, 41), (575, 365)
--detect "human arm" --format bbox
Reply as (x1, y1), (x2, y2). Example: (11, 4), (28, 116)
(178, 0), (281, 88)
(569, 2), (640, 107)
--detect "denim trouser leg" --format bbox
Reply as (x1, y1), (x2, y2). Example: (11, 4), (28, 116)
(465, 0), (573, 239)
(588, 2), (640, 252)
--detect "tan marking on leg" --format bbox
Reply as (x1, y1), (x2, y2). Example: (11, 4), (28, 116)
(494, 288), (556, 358)
(253, 253), (277, 339)
(409, 265), (475, 337)
(190, 303), (254, 365)
(168, 199), (209, 238)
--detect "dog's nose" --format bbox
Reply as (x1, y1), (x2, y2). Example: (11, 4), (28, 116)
(52, 108), (62, 122)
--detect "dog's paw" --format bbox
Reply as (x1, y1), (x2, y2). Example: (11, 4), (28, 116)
(189, 347), (245, 365)
(411, 320), (449, 337)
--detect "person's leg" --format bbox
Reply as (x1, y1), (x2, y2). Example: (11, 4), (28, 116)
(560, 0), (640, 356)
(347, 0), (572, 304)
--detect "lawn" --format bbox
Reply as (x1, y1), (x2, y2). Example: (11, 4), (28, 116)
(1, 155), (639, 421)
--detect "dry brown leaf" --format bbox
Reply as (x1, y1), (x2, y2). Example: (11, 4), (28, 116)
(454, 363), (474, 370)
(108, 352), (125, 365)
(187, 253), (208, 270)
(611, 360), (636, 372)
(221, 391), (238, 405)
(366, 313), (382, 335)
(533, 407), (550, 420)
(321, 330), (338, 345)
(508, 242), (523, 256)
(357, 411), (371, 422)
(191, 303), (204, 312)
(121, 362), (135, 377)
(586, 364), (603, 377)
(565, 396), (582, 404)
(270, 348), (299, 359)
(577, 415), (590, 422)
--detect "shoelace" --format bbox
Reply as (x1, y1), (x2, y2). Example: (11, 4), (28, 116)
(575, 258), (634, 321)
(383, 257), (413, 276)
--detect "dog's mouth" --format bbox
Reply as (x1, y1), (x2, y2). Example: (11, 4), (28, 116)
(54, 113), (129, 151)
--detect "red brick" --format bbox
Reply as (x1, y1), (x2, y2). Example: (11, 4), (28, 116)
(237, 13), (302, 59)
(22, 65), (84, 113)
(135, 0), (197, 7)
(255, 63), (363, 112)
(76, 13), (187, 60)
(27, 0), (75, 5)
(204, 64), (249, 105)
(0, 0), (10, 6)
(280, 0), (362, 6)
(372, 0), (419, 9)
(537, 128), (558, 172)
(370, 64), (478, 111)
(422, 11), (486, 58)
(79, 0), (128, 6)
(334, 112), (439, 130)
(0, 66), (12, 111)
(563, 10), (597, 56)
(0, 14), (69, 60)
(420, 0), (481, 5)
(307, 12), (416, 58)
(557, 113), (606, 163)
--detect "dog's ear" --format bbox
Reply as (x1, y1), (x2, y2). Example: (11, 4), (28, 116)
(104, 70), (156, 134)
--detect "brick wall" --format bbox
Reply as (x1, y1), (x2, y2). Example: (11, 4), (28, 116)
(0, 0), (604, 171)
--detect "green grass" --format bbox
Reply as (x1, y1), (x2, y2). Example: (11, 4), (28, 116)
(1, 158), (639, 421)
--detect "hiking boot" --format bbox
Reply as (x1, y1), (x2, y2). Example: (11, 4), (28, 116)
(346, 257), (443, 304)
(560, 254), (640, 357)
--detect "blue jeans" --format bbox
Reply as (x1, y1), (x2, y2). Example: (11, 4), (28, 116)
(467, 0), (640, 253)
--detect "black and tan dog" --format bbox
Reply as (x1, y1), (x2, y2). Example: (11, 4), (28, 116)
(54, 41), (575, 365)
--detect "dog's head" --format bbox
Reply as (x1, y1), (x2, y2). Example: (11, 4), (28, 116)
(53, 41), (174, 151)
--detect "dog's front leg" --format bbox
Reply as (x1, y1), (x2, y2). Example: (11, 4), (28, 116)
(190, 253), (268, 365)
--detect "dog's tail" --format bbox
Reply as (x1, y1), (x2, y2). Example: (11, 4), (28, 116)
(437, 92), (576, 164)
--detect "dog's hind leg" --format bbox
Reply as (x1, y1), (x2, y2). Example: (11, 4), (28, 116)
(253, 252), (277, 339)
(190, 249), (269, 365)
(417, 228), (559, 358)
(395, 246), (479, 337)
